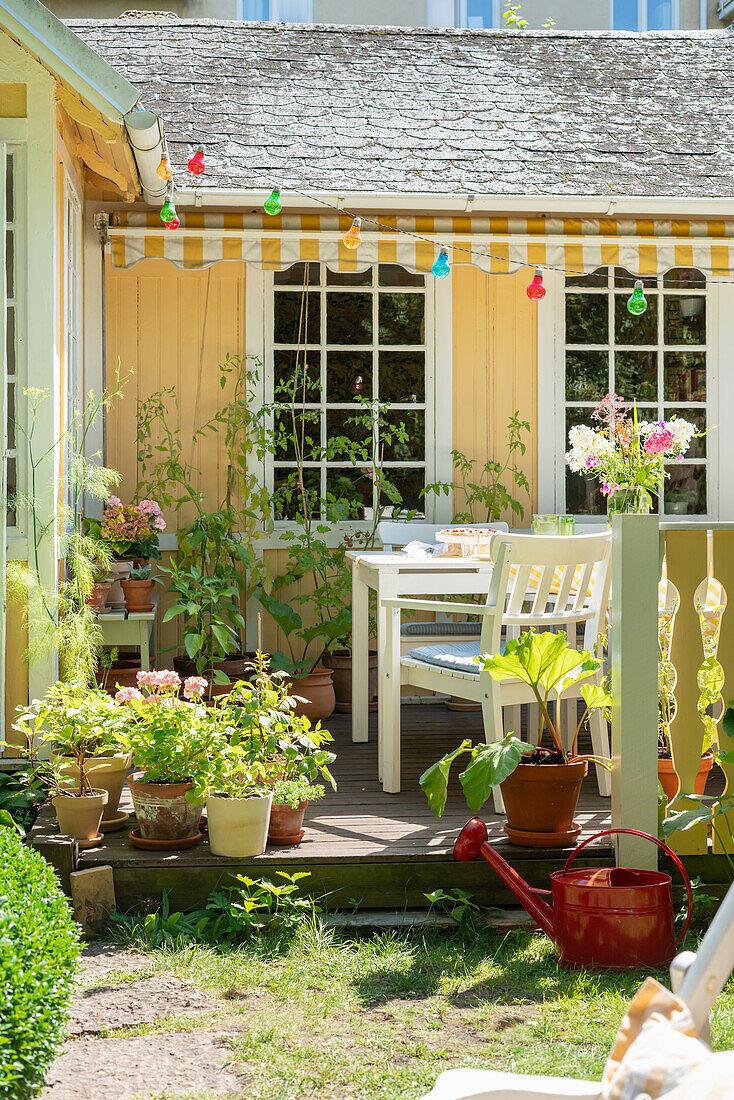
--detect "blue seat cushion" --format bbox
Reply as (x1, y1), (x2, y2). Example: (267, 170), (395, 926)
(404, 640), (483, 674)
(400, 620), (482, 637)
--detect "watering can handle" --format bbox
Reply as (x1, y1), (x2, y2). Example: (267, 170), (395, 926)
(562, 828), (693, 947)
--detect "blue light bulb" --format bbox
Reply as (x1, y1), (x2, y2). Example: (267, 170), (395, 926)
(431, 246), (450, 279)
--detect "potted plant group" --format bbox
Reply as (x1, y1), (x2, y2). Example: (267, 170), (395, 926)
(420, 631), (612, 847)
(11, 682), (133, 845)
(116, 670), (223, 848)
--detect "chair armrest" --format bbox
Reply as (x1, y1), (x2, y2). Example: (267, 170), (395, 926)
(381, 597), (498, 616)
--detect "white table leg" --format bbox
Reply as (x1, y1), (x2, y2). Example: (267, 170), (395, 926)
(382, 600), (402, 793)
(351, 562), (370, 743)
(140, 622), (151, 671)
(377, 570), (398, 783)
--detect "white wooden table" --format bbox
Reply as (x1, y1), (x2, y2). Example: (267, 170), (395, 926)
(98, 594), (158, 670)
(347, 552), (494, 748)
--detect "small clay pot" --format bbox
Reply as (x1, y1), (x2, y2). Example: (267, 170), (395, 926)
(52, 788), (108, 847)
(500, 757), (588, 847)
(323, 650), (378, 713)
(54, 753), (131, 822)
(658, 752), (714, 805)
(127, 771), (203, 844)
(268, 800), (307, 846)
(284, 668), (336, 721)
(87, 582), (111, 613)
(121, 578), (155, 613)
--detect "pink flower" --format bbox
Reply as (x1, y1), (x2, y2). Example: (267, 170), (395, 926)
(107, 496), (122, 510)
(644, 428), (675, 456)
(136, 670), (159, 688)
(157, 670), (182, 690)
(183, 676), (208, 700)
(138, 499), (162, 515)
(154, 515), (166, 531)
(115, 686), (142, 704)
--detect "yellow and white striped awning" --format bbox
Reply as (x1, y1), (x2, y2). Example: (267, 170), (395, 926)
(107, 211), (734, 276)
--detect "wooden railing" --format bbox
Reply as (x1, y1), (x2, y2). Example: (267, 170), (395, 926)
(611, 518), (734, 868)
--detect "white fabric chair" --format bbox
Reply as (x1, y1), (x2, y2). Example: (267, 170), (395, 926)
(419, 874), (734, 1100)
(379, 531), (613, 799)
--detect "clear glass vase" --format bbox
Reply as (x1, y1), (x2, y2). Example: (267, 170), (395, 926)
(607, 485), (652, 518)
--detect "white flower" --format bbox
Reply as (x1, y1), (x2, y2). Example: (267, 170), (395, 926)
(565, 425), (613, 473)
(666, 417), (696, 455)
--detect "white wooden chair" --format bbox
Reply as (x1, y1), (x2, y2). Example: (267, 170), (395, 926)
(419, 875), (734, 1099)
(380, 531), (613, 800)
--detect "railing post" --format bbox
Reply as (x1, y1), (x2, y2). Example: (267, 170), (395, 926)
(611, 514), (660, 870)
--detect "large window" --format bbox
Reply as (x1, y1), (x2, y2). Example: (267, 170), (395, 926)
(612, 0), (679, 29)
(239, 0), (313, 19)
(428, 0), (499, 26)
(5, 150), (17, 528)
(564, 266), (709, 517)
(269, 262), (430, 521)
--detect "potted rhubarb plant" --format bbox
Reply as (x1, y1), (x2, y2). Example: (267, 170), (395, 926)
(10, 683), (132, 846)
(420, 631), (612, 847)
(116, 671), (224, 848)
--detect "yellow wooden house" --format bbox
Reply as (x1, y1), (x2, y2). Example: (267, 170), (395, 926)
(2, 5), (732, 753)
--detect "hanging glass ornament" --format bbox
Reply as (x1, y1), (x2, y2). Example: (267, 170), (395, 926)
(526, 269), (546, 300)
(342, 217), (362, 249)
(163, 216), (180, 230)
(187, 147), (205, 176)
(431, 246), (451, 279)
(156, 154), (172, 181)
(160, 197), (177, 223)
(264, 188), (282, 216)
(627, 279), (648, 315)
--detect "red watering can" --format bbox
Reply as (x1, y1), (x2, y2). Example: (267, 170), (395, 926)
(455, 820), (693, 970)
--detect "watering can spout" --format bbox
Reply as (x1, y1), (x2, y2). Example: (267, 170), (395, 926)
(453, 819), (556, 940)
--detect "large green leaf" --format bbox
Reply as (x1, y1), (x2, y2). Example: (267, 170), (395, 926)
(419, 740), (472, 818)
(579, 682), (613, 711)
(258, 593), (302, 636)
(483, 631), (600, 696)
(459, 734), (535, 813)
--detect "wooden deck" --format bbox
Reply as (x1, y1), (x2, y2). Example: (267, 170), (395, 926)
(39, 704), (614, 912)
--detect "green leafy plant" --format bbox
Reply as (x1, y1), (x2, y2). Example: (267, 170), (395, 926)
(128, 563), (153, 581)
(7, 376), (125, 684)
(271, 776), (324, 809)
(0, 769), (46, 835)
(425, 887), (480, 933)
(0, 827), (80, 1099)
(423, 412), (531, 524)
(420, 631), (612, 818)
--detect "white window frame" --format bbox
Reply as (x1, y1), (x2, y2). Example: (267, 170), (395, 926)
(539, 266), (719, 521)
(263, 261), (450, 529)
(4, 145), (25, 540)
(609, 0), (681, 29)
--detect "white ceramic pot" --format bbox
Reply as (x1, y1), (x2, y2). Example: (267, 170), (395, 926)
(206, 792), (272, 858)
(108, 560), (131, 605)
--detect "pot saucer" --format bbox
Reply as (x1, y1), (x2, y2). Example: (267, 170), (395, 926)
(503, 821), (582, 849)
(129, 828), (201, 851)
(267, 829), (305, 846)
(100, 811), (130, 833)
(78, 833), (104, 850)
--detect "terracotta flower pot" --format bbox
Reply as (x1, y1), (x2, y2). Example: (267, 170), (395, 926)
(323, 650), (378, 713)
(52, 789), (108, 848)
(206, 792), (272, 857)
(658, 752), (713, 805)
(284, 668), (336, 721)
(54, 753), (131, 822)
(127, 771), (203, 844)
(87, 582), (111, 613)
(268, 800), (307, 846)
(121, 578), (155, 613)
(500, 757), (588, 848)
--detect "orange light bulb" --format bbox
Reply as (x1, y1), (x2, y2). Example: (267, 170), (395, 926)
(156, 154), (173, 181)
(342, 217), (362, 250)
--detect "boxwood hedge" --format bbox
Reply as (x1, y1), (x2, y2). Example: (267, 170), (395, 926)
(0, 829), (80, 1099)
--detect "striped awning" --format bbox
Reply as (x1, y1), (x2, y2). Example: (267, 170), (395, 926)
(107, 211), (734, 276)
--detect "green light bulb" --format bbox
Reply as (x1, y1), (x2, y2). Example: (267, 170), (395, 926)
(627, 279), (647, 315)
(264, 188), (282, 216)
(160, 198), (176, 223)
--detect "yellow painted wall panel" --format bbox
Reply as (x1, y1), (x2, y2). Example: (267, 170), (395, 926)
(4, 595), (28, 755)
(452, 267), (538, 522)
(0, 83), (26, 117)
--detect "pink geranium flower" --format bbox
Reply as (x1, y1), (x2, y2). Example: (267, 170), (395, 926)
(115, 686), (142, 704)
(183, 676), (208, 700)
(644, 428), (675, 456)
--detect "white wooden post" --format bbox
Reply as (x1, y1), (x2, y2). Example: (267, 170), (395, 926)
(611, 514), (660, 870)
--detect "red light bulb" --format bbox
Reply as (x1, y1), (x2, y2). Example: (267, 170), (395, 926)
(187, 147), (205, 176)
(526, 268), (546, 301)
(164, 216), (180, 230)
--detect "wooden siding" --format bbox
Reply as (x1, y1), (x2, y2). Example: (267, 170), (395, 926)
(3, 597), (28, 753)
(0, 84), (26, 117)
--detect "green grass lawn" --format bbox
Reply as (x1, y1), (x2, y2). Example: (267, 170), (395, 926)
(99, 922), (734, 1100)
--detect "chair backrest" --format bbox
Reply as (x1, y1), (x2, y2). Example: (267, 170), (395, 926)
(377, 519), (508, 551)
(486, 530), (613, 648)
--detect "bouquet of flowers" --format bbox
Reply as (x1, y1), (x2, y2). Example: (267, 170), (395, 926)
(565, 393), (698, 512)
(85, 497), (166, 560)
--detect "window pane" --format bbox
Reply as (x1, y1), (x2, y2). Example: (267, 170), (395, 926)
(615, 350), (658, 402)
(5, 154), (13, 223)
(664, 464), (706, 515)
(5, 230), (13, 299)
(326, 292), (372, 345)
(273, 292), (320, 344)
(378, 266), (425, 288)
(381, 410), (424, 462)
(379, 294), (424, 344)
(664, 352), (706, 402)
(615, 294), (658, 345)
(274, 409), (321, 461)
(273, 0), (312, 20)
(274, 350), (320, 399)
(565, 407), (605, 515)
(566, 294), (608, 345)
(6, 456), (16, 526)
(613, 0), (639, 31)
(274, 262), (319, 286)
(326, 408), (371, 457)
(6, 305), (15, 375)
(614, 268), (656, 289)
(665, 407), (707, 458)
(241, 0), (267, 15)
(326, 268), (372, 287)
(566, 268), (608, 288)
(465, 0), (494, 26)
(380, 467), (426, 516)
(379, 352), (425, 403)
(664, 296), (706, 345)
(326, 468), (372, 521)
(326, 351), (372, 402)
(273, 466), (320, 521)
(566, 350), (608, 401)
(648, 0), (673, 29)
(663, 268), (706, 290)
(7, 384), (14, 450)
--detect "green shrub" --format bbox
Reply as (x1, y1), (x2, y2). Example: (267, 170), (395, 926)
(0, 829), (80, 1099)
